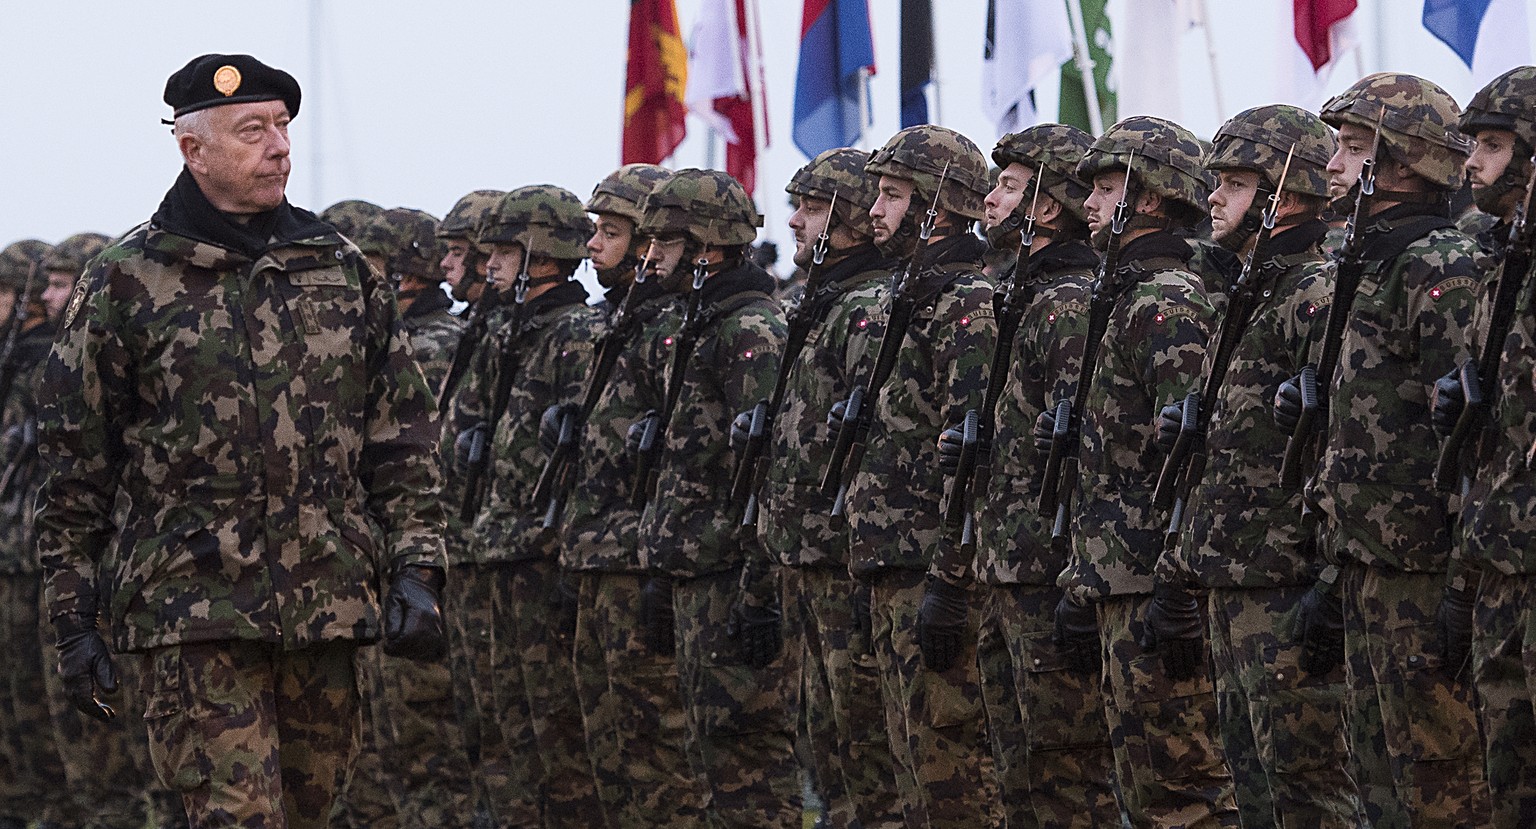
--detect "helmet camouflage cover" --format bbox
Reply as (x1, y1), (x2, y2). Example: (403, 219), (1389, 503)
(42, 232), (111, 277)
(787, 148), (880, 238)
(992, 124), (1094, 223)
(319, 199), (385, 242)
(438, 189), (506, 249)
(1320, 72), (1471, 190)
(637, 168), (762, 247)
(1206, 104), (1336, 198)
(866, 125), (990, 221)
(481, 185), (594, 261)
(1078, 115), (1210, 214)
(355, 208), (444, 283)
(1461, 65), (1536, 152)
(0, 239), (53, 298)
(587, 164), (674, 224)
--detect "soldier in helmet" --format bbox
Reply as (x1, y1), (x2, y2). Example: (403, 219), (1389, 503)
(460, 184), (604, 827)
(936, 124), (1122, 828)
(1272, 72), (1491, 827)
(729, 148), (902, 828)
(630, 168), (797, 826)
(320, 198), (386, 243)
(1034, 115), (1239, 825)
(1433, 66), (1536, 828)
(440, 190), (503, 306)
(1152, 105), (1363, 826)
(830, 125), (999, 827)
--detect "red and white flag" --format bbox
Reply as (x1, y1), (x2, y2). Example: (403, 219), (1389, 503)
(688, 0), (770, 195)
(1288, 0), (1359, 105)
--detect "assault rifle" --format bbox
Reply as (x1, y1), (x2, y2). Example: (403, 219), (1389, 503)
(630, 248), (711, 508)
(437, 283), (503, 418)
(460, 273), (529, 523)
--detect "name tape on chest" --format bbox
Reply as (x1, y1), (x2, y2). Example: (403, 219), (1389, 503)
(289, 269), (349, 288)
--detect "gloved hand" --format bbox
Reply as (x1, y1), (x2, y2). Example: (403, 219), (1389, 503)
(1034, 408), (1057, 454)
(1273, 374), (1304, 432)
(1139, 583), (1206, 682)
(54, 612), (118, 721)
(626, 410), (659, 459)
(454, 421), (488, 472)
(1436, 584), (1476, 680)
(851, 582), (873, 649)
(555, 570), (581, 638)
(825, 398), (849, 444)
(383, 565), (448, 662)
(1156, 402), (1184, 453)
(937, 426), (964, 475)
(1294, 577), (1346, 676)
(638, 575), (676, 656)
(728, 563), (783, 669)
(730, 407), (756, 454)
(1431, 366), (1466, 439)
(539, 403), (578, 455)
(1053, 594), (1101, 676)
(917, 577), (970, 672)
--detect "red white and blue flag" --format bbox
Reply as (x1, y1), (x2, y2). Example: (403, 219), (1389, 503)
(792, 0), (876, 159)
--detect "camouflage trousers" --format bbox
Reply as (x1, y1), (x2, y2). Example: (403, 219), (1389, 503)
(331, 662), (396, 829)
(490, 559), (607, 828)
(1337, 563), (1490, 829)
(0, 574), (67, 823)
(448, 560), (515, 826)
(976, 581), (1120, 828)
(571, 570), (711, 828)
(867, 569), (1001, 829)
(1097, 594), (1239, 828)
(1472, 571), (1536, 828)
(781, 565), (904, 829)
(140, 639), (361, 829)
(372, 645), (477, 827)
(673, 569), (802, 827)
(1206, 585), (1361, 828)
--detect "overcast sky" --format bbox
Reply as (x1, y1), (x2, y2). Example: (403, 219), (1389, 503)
(2, 0), (1529, 285)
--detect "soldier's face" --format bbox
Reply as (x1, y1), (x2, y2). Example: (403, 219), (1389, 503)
(1327, 123), (1375, 200)
(984, 163), (1034, 231)
(870, 176), (915, 245)
(1466, 128), (1518, 198)
(441, 240), (470, 288)
(588, 214), (636, 273)
(486, 243), (526, 292)
(645, 234), (688, 283)
(1208, 169), (1261, 243)
(0, 291), (15, 325)
(43, 271), (74, 321)
(788, 195), (831, 268)
(179, 100), (292, 214)
(1084, 170), (1128, 236)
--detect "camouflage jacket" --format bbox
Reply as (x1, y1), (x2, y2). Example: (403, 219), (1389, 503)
(637, 261), (786, 579)
(1457, 207), (1505, 262)
(36, 217), (446, 653)
(1163, 220), (1333, 589)
(845, 234), (997, 581)
(0, 321), (57, 575)
(757, 245), (890, 569)
(439, 300), (508, 565)
(467, 281), (598, 565)
(400, 286), (463, 396)
(1309, 203), (1486, 572)
(559, 278), (677, 572)
(972, 240), (1098, 586)
(1060, 231), (1215, 601)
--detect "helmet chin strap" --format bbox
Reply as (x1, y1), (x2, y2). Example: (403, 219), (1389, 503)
(1473, 153), (1531, 215)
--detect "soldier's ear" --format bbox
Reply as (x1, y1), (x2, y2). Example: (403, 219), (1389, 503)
(1135, 189), (1164, 217)
(1036, 195), (1064, 226)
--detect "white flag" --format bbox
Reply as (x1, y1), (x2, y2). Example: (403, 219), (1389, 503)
(688, 0), (746, 143)
(1470, 0), (1532, 88)
(981, 0), (1073, 137)
(1115, 0), (1200, 122)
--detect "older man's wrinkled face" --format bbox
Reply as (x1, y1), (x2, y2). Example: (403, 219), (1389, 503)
(179, 99), (292, 214)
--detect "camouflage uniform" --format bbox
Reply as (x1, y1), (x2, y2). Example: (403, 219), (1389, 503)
(1306, 73), (1490, 828)
(634, 169), (799, 828)
(1059, 117), (1239, 827)
(843, 126), (1001, 829)
(467, 185), (605, 828)
(751, 149), (903, 829)
(963, 126), (1123, 829)
(35, 163), (448, 829)
(1165, 106), (1362, 828)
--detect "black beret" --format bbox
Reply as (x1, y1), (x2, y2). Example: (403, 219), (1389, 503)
(163, 53), (301, 121)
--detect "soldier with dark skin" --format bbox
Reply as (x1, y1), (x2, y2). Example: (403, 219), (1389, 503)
(1154, 105), (1363, 827)
(937, 124), (1122, 828)
(631, 168), (797, 828)
(833, 125), (1000, 828)
(732, 148), (903, 829)
(35, 54), (449, 829)
(1274, 72), (1491, 828)
(1036, 115), (1240, 827)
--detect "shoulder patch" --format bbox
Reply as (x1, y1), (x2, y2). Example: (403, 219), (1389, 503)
(1153, 305), (1199, 324)
(1428, 275), (1477, 300)
(1305, 299), (1330, 317)
(62, 275), (91, 329)
(1050, 300), (1089, 322)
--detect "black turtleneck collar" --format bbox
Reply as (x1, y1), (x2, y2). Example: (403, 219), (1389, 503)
(1023, 238), (1099, 279)
(817, 243), (893, 288)
(1367, 200), (1454, 227)
(603, 271), (669, 315)
(922, 232), (989, 271)
(1118, 230), (1194, 268)
(1265, 218), (1330, 261)
(401, 283), (453, 321)
(696, 259), (776, 309)
(519, 279), (590, 318)
(152, 167), (335, 259)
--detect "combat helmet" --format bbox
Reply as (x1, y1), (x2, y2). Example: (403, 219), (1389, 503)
(355, 208), (444, 283)
(1321, 72), (1471, 191)
(1460, 66), (1536, 212)
(866, 125), (990, 225)
(439, 189), (504, 300)
(787, 148), (881, 240)
(587, 164), (674, 224)
(0, 240), (53, 303)
(481, 185), (594, 262)
(991, 124), (1094, 229)
(1205, 105), (1336, 249)
(1078, 116), (1210, 219)
(319, 199), (385, 242)
(42, 232), (111, 278)
(636, 168), (762, 248)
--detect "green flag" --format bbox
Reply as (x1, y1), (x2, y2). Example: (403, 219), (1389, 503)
(1059, 0), (1115, 134)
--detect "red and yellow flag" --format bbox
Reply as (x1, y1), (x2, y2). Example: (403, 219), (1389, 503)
(624, 0), (688, 164)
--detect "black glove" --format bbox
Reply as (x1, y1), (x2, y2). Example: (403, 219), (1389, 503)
(1139, 583), (1206, 682)
(555, 571), (581, 638)
(1273, 374), (1304, 432)
(825, 398), (848, 444)
(1033, 408), (1057, 455)
(1431, 366), (1466, 440)
(539, 403), (577, 455)
(454, 421), (488, 472)
(383, 565), (448, 662)
(917, 577), (970, 672)
(1156, 402), (1184, 453)
(937, 426), (964, 475)
(1294, 576), (1346, 676)
(1053, 594), (1101, 676)
(54, 612), (118, 721)
(851, 582), (873, 648)
(730, 407), (756, 454)
(626, 410), (659, 458)
(728, 564), (783, 669)
(1436, 584), (1476, 680)
(638, 575), (676, 656)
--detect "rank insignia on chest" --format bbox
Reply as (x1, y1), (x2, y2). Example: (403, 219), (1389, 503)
(1428, 276), (1476, 300)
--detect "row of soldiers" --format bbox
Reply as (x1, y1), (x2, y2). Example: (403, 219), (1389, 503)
(5, 63), (1536, 829)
